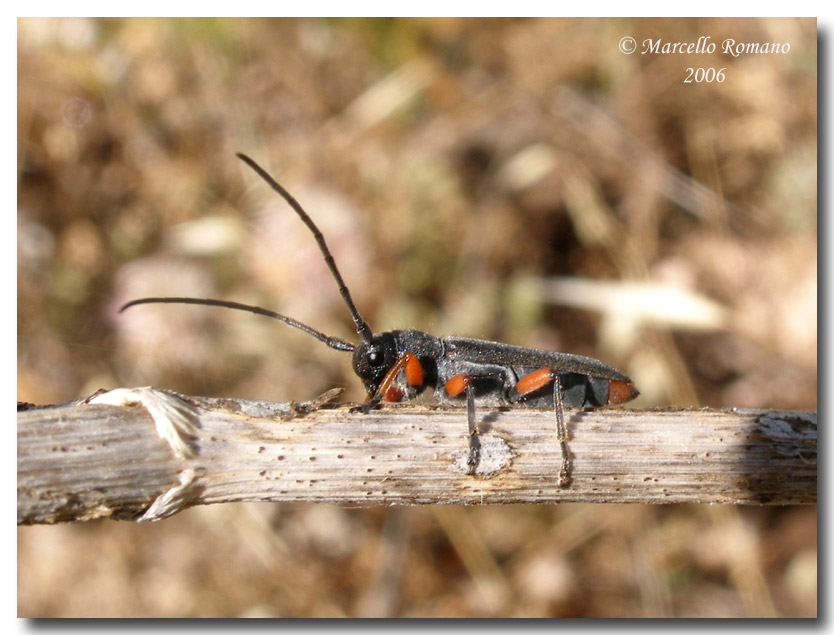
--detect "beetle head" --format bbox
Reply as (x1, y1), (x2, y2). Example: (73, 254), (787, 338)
(351, 332), (399, 397)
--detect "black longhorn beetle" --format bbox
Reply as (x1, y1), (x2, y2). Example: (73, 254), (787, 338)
(121, 153), (638, 485)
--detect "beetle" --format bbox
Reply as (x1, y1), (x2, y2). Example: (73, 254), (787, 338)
(121, 153), (638, 485)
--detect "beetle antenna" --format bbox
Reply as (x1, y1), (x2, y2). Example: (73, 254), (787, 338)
(119, 297), (356, 353)
(236, 153), (373, 345)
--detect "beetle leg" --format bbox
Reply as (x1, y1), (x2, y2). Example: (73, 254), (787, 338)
(465, 381), (481, 474)
(607, 379), (639, 405)
(552, 374), (571, 487)
(351, 398), (380, 414)
(352, 352), (424, 413)
(513, 368), (557, 396)
(375, 352), (423, 402)
(512, 369), (571, 487)
(444, 374), (481, 474)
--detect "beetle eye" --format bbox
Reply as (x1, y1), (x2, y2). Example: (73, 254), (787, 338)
(366, 347), (384, 366)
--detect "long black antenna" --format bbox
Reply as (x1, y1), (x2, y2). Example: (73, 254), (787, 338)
(119, 297), (356, 353)
(236, 153), (373, 345)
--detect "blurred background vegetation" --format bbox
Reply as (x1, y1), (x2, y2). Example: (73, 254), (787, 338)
(18, 17), (816, 617)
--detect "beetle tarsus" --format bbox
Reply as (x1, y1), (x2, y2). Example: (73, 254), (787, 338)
(351, 398), (382, 414)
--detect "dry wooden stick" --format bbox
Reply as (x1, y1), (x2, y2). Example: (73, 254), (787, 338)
(17, 387), (816, 524)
